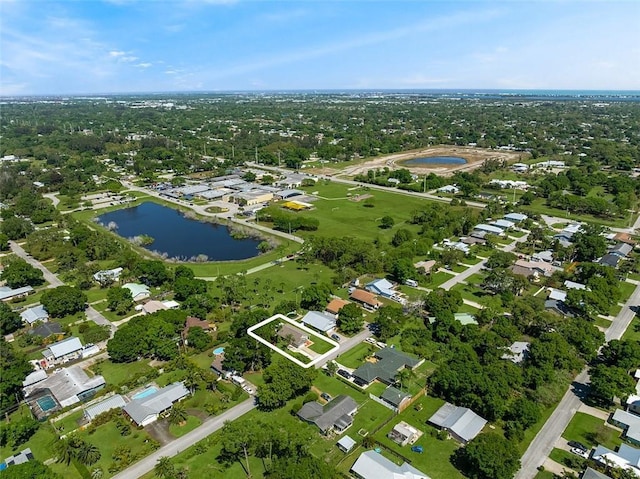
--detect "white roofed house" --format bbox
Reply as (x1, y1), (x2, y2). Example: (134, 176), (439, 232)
(350, 450), (430, 479)
(84, 394), (127, 422)
(123, 382), (190, 427)
(41, 336), (84, 368)
(93, 267), (124, 285)
(428, 402), (487, 444)
(301, 311), (336, 333)
(122, 283), (151, 301)
(20, 305), (49, 325)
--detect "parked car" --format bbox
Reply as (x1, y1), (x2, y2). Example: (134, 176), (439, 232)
(337, 369), (351, 379)
(568, 441), (588, 452)
(570, 447), (589, 459)
(331, 334), (341, 342)
(353, 377), (368, 387)
(321, 392), (331, 401)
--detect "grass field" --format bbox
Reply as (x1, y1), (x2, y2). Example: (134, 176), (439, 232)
(561, 412), (621, 450)
(336, 342), (376, 369)
(426, 271), (456, 287)
(89, 359), (156, 387)
(619, 281), (637, 301)
(548, 448), (584, 471)
(622, 317), (640, 342)
(169, 415), (202, 438)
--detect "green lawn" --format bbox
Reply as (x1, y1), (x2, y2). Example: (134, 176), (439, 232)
(169, 415), (202, 438)
(426, 271), (456, 287)
(336, 342), (375, 369)
(52, 410), (85, 435)
(78, 420), (157, 478)
(371, 395), (465, 479)
(367, 381), (388, 397)
(619, 281), (637, 301)
(561, 412), (621, 450)
(622, 317), (640, 342)
(549, 448), (585, 471)
(89, 359), (156, 388)
(594, 316), (612, 329)
(534, 471), (557, 479)
(307, 334), (336, 354)
(0, 406), (82, 479)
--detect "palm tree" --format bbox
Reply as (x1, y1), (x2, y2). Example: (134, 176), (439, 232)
(78, 442), (101, 466)
(91, 467), (103, 479)
(54, 437), (77, 466)
(168, 403), (188, 426)
(155, 456), (175, 479)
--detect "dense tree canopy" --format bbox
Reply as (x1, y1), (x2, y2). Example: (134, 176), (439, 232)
(0, 303), (22, 335)
(41, 286), (87, 318)
(0, 257), (44, 288)
(0, 339), (32, 409)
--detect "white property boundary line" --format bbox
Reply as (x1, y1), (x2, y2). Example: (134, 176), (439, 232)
(247, 313), (339, 369)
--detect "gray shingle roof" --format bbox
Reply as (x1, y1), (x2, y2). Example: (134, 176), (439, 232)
(380, 386), (410, 407)
(297, 395), (357, 433)
(581, 467), (612, 479)
(428, 402), (487, 443)
(352, 348), (420, 385)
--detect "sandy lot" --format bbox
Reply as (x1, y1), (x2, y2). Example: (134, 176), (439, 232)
(318, 146), (526, 178)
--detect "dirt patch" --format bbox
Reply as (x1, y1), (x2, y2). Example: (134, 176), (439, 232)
(144, 419), (174, 445)
(350, 194), (373, 202)
(321, 145), (526, 178)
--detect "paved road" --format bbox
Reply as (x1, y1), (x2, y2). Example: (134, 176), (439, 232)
(9, 241), (63, 288)
(516, 281), (640, 479)
(9, 240), (113, 331)
(110, 398), (257, 479)
(319, 326), (372, 367)
(248, 162), (489, 209)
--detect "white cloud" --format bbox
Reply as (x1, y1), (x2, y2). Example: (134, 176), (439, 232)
(109, 50), (126, 57)
(135, 62), (152, 68)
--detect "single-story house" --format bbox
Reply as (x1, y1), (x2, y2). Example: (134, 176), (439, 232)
(84, 394), (127, 421)
(428, 402), (487, 444)
(22, 370), (47, 388)
(473, 224), (505, 236)
(1, 448), (34, 469)
(350, 450), (430, 479)
(122, 283), (150, 301)
(491, 219), (516, 230)
(211, 352), (231, 378)
(325, 298), (350, 316)
(350, 289), (383, 311)
(611, 242), (633, 258)
(301, 311), (336, 333)
(141, 300), (168, 315)
(532, 250), (554, 263)
(93, 267), (123, 284)
(20, 305), (49, 325)
(614, 232), (636, 245)
(123, 382), (190, 427)
(545, 299), (575, 317)
(23, 366), (105, 417)
(380, 386), (412, 411)
(29, 321), (62, 339)
(511, 163), (529, 173)
(592, 444), (640, 475)
(548, 288), (567, 302)
(414, 260), (437, 274)
(388, 178), (401, 185)
(504, 212), (528, 223)
(183, 316), (214, 337)
(42, 336), (84, 368)
(510, 264), (536, 279)
(437, 185), (459, 194)
(297, 395), (358, 434)
(352, 348), (422, 386)
(501, 341), (530, 364)
(0, 285), (34, 302)
(611, 409), (640, 446)
(442, 239), (470, 254)
(514, 259), (558, 277)
(564, 280), (587, 290)
(365, 278), (397, 299)
(599, 253), (621, 268)
(277, 323), (308, 348)
(337, 435), (357, 453)
(276, 189), (304, 200)
(581, 467), (613, 479)
(388, 421), (421, 447)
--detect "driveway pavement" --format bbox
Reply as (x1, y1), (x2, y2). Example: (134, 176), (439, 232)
(9, 241), (63, 288)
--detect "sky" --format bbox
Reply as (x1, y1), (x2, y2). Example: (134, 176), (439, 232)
(1, 0), (639, 96)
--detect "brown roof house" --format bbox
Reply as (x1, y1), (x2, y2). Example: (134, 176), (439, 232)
(350, 289), (382, 311)
(325, 298), (350, 316)
(277, 323), (308, 349)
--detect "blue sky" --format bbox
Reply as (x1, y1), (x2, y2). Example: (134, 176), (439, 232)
(1, 0), (639, 95)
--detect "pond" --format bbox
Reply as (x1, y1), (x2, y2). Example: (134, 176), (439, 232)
(403, 156), (468, 166)
(97, 202), (261, 261)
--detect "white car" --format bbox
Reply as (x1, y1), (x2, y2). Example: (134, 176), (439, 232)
(570, 447), (589, 459)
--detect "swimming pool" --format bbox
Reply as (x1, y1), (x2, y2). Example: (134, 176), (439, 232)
(36, 395), (57, 412)
(213, 347), (225, 355)
(132, 387), (158, 400)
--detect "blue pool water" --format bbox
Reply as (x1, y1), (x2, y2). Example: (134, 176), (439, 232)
(36, 395), (56, 411)
(213, 347), (225, 355)
(404, 156), (468, 165)
(133, 387), (158, 400)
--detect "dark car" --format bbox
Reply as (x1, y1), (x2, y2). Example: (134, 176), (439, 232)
(331, 334), (341, 342)
(337, 369), (351, 379)
(568, 441), (588, 451)
(320, 392), (331, 401)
